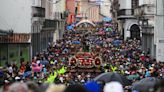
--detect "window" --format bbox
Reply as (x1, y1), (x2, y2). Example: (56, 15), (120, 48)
(132, 0), (139, 9)
(159, 40), (164, 43)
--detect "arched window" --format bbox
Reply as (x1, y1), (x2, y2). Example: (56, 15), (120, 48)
(130, 24), (140, 39)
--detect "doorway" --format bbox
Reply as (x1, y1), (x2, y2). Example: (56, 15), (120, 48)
(130, 24), (140, 39)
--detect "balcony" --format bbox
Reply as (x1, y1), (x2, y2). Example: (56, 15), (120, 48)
(117, 9), (135, 19)
(32, 6), (45, 17)
(134, 4), (155, 16)
(42, 19), (59, 31)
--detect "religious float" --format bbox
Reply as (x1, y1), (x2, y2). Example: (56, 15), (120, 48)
(68, 52), (102, 73)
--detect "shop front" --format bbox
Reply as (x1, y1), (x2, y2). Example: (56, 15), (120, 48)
(0, 34), (31, 66)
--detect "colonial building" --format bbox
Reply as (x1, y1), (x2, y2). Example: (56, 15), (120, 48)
(52, 0), (67, 39)
(31, 0), (46, 56)
(66, 0), (76, 24)
(0, 0), (67, 65)
(66, 0), (101, 24)
(155, 0), (164, 62)
(0, 0), (32, 66)
(99, 0), (112, 18)
(111, 0), (162, 59)
(32, 0), (67, 56)
(134, 0), (156, 58)
(110, 0), (119, 31)
(75, 0), (101, 22)
(117, 0), (140, 40)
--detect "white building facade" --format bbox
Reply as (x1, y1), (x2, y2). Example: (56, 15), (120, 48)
(117, 0), (140, 40)
(0, 0), (66, 64)
(52, 0), (66, 40)
(155, 0), (164, 62)
(100, 0), (112, 18)
(134, 0), (156, 58)
(75, 0), (101, 22)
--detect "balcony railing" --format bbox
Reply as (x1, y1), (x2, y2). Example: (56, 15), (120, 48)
(117, 9), (134, 16)
(32, 6), (45, 17)
(43, 19), (58, 29)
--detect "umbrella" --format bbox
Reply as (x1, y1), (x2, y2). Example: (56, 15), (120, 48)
(23, 71), (31, 77)
(84, 81), (101, 92)
(96, 31), (105, 35)
(66, 25), (73, 30)
(105, 28), (112, 32)
(112, 40), (121, 46)
(95, 40), (103, 44)
(106, 38), (113, 42)
(103, 17), (112, 22)
(94, 72), (131, 86)
(104, 23), (112, 26)
(127, 74), (140, 80)
(40, 60), (49, 65)
(0, 70), (4, 77)
(72, 41), (80, 44)
(132, 77), (160, 92)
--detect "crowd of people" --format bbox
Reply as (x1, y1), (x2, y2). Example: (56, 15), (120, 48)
(1, 77), (164, 92)
(0, 24), (164, 92)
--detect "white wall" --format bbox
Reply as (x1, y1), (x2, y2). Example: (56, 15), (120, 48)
(119, 0), (131, 9)
(53, 0), (66, 13)
(32, 0), (42, 7)
(155, 0), (164, 62)
(45, 0), (53, 19)
(100, 0), (112, 17)
(0, 0), (32, 33)
(52, 0), (66, 20)
(155, 0), (164, 44)
(139, 0), (156, 6)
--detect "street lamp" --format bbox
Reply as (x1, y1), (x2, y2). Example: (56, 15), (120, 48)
(138, 17), (149, 27)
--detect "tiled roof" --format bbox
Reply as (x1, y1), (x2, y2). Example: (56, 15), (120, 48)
(0, 34), (30, 43)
